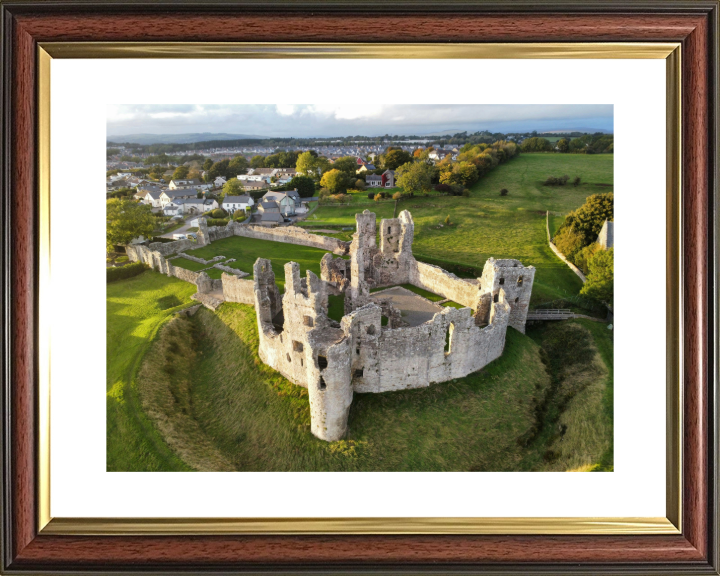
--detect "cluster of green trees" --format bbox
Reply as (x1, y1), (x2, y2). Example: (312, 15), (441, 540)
(106, 199), (155, 254)
(521, 133), (614, 154)
(553, 193), (614, 303)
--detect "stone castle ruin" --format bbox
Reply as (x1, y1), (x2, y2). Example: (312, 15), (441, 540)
(126, 210), (534, 442)
(252, 210), (535, 441)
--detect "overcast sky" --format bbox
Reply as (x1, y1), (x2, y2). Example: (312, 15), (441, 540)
(106, 104), (613, 138)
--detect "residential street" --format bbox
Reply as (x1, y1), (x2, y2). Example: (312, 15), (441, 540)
(161, 216), (194, 239)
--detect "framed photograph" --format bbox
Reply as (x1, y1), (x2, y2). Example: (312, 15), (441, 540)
(1, 1), (717, 574)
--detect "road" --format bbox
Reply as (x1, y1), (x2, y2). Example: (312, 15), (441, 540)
(161, 216), (194, 239)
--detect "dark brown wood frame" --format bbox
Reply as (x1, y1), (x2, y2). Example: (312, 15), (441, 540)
(1, 1), (717, 573)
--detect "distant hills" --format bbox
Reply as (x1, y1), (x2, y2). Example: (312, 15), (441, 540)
(540, 128), (612, 135)
(107, 132), (265, 145)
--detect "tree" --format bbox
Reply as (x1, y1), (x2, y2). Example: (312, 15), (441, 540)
(553, 226), (585, 263)
(444, 215), (451, 225)
(288, 175), (316, 198)
(520, 137), (553, 152)
(575, 242), (602, 275)
(202, 158), (213, 171)
(439, 161), (478, 187)
(392, 192), (402, 200)
(581, 248), (614, 303)
(106, 199), (155, 253)
(556, 138), (570, 153)
(395, 161), (434, 194)
(320, 169), (351, 194)
(208, 159), (232, 181)
(171, 165), (190, 180)
(354, 179), (366, 190)
(382, 149), (413, 170)
(250, 155), (266, 168)
(223, 178), (245, 198)
(374, 193), (382, 202)
(228, 155), (249, 176)
(297, 151), (322, 180)
(560, 193), (614, 246)
(331, 156), (358, 175)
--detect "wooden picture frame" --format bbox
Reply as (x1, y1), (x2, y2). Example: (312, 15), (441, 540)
(1, 1), (717, 573)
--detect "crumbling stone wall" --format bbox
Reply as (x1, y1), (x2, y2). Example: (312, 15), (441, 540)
(125, 243), (209, 289)
(207, 223), (234, 243)
(320, 253), (350, 294)
(232, 222), (350, 255)
(221, 273), (255, 305)
(147, 238), (196, 257)
(345, 298), (510, 394)
(413, 262), (483, 309)
(477, 258), (536, 333)
(213, 263), (249, 277)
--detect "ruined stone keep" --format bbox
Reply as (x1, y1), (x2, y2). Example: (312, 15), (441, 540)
(252, 210), (535, 441)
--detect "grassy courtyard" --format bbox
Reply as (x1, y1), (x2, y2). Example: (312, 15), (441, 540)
(186, 236), (336, 291)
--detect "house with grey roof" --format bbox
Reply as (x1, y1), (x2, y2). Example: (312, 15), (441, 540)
(261, 189), (302, 216)
(169, 178), (202, 190)
(243, 181), (269, 191)
(366, 174), (383, 188)
(174, 197), (218, 215)
(159, 188), (200, 207)
(256, 200), (285, 226)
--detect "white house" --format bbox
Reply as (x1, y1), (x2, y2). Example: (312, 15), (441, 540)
(222, 195), (254, 213)
(139, 189), (163, 208)
(163, 203), (181, 216)
(214, 176), (227, 187)
(238, 174), (268, 182)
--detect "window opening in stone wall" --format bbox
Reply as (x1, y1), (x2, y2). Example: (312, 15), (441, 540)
(293, 340), (303, 352)
(515, 297), (519, 303)
(303, 315), (314, 327)
(387, 227), (391, 234)
(286, 353), (291, 363)
(300, 358), (303, 367)
(517, 276), (523, 286)
(318, 377), (326, 390)
(356, 348), (360, 355)
(499, 278), (505, 285)
(493, 294), (499, 303)
(366, 325), (376, 335)
(444, 323), (454, 354)
(354, 368), (364, 379)
(317, 355), (328, 369)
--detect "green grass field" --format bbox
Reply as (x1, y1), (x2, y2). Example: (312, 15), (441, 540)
(302, 154), (612, 306)
(107, 271), (196, 471)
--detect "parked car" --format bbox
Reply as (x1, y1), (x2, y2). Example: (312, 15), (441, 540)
(187, 233), (197, 240)
(173, 234), (187, 240)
